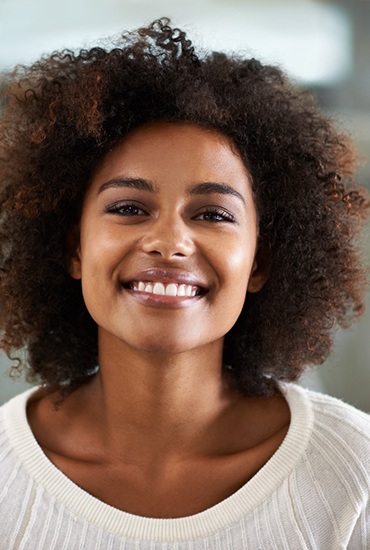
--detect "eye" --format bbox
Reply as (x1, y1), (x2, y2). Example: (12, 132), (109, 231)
(105, 202), (147, 216)
(195, 207), (235, 223)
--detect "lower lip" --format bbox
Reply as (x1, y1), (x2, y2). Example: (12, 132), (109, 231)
(124, 288), (204, 308)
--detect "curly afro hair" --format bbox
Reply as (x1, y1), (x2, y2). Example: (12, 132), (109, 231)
(0, 18), (368, 398)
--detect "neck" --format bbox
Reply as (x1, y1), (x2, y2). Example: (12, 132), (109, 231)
(75, 330), (244, 461)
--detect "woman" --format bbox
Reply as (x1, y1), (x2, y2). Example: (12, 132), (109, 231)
(0, 18), (369, 549)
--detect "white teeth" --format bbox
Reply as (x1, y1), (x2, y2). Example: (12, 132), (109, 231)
(165, 283), (177, 296)
(130, 281), (200, 297)
(177, 285), (186, 296)
(153, 282), (165, 295)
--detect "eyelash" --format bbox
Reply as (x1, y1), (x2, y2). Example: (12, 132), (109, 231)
(106, 203), (145, 215)
(105, 202), (235, 223)
(195, 207), (235, 223)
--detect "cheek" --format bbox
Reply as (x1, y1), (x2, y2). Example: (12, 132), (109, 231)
(211, 235), (256, 306)
(80, 222), (125, 273)
(228, 243), (254, 273)
(78, 230), (121, 309)
(224, 231), (256, 279)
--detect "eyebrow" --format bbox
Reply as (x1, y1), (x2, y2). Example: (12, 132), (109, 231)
(97, 177), (245, 204)
(97, 177), (158, 194)
(187, 182), (245, 204)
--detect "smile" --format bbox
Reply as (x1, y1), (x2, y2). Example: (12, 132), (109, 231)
(129, 281), (200, 297)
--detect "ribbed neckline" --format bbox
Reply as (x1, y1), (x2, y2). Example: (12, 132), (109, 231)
(2, 383), (314, 543)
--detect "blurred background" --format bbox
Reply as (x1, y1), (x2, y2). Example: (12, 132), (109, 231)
(0, 0), (369, 410)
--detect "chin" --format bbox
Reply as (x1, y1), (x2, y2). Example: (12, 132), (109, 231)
(128, 333), (206, 356)
(137, 341), (196, 356)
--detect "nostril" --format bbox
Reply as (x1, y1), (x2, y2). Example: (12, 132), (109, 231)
(141, 230), (194, 258)
(147, 250), (187, 258)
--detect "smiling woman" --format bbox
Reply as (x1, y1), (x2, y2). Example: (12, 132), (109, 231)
(70, 122), (263, 359)
(0, 17), (369, 550)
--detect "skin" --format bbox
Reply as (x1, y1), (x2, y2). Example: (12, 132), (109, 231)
(28, 122), (290, 518)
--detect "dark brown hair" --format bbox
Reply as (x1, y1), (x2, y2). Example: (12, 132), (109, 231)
(0, 18), (368, 398)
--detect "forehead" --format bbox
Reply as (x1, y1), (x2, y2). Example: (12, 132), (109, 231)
(92, 121), (251, 186)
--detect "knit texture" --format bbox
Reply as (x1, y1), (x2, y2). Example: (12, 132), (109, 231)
(0, 384), (369, 549)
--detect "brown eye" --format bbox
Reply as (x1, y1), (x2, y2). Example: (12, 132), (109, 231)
(105, 203), (146, 216)
(195, 208), (235, 222)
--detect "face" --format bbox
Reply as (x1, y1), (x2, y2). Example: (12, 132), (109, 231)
(70, 122), (268, 357)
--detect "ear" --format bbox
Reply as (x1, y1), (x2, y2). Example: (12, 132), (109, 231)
(247, 243), (271, 293)
(66, 225), (82, 280)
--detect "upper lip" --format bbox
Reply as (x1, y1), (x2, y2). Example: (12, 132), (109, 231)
(122, 268), (208, 290)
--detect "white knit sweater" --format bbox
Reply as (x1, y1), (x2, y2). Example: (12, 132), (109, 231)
(0, 384), (369, 549)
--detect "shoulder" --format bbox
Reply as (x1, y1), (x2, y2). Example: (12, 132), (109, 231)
(278, 385), (370, 545)
(0, 389), (36, 496)
(0, 387), (40, 460)
(307, 388), (370, 476)
(283, 384), (370, 504)
(300, 385), (370, 451)
(284, 383), (370, 447)
(281, 384), (370, 485)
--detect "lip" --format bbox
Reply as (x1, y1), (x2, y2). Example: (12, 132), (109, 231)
(121, 268), (208, 290)
(124, 288), (204, 309)
(121, 268), (208, 308)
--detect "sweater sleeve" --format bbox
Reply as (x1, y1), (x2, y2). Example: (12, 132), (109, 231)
(305, 389), (370, 550)
(348, 498), (370, 550)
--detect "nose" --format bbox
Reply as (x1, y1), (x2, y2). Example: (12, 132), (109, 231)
(141, 214), (195, 259)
